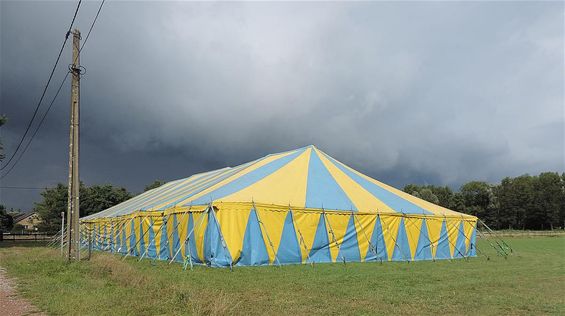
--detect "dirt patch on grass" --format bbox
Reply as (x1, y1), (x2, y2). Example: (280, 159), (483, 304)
(0, 266), (45, 316)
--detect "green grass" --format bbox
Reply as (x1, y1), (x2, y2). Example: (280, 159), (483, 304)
(1, 237), (564, 315)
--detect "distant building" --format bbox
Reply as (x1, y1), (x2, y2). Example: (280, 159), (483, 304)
(13, 212), (42, 231)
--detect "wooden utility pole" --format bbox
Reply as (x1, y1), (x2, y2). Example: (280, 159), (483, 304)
(66, 29), (81, 261)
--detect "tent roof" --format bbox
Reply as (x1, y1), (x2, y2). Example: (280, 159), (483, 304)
(84, 145), (471, 219)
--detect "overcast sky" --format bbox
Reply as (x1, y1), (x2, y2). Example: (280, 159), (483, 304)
(1, 1), (563, 211)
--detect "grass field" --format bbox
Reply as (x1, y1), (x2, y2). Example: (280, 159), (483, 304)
(0, 237), (564, 315)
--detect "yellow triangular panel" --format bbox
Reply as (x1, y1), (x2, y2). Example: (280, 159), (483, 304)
(404, 217), (423, 260)
(133, 217), (142, 254)
(324, 213), (351, 262)
(216, 208), (251, 262)
(220, 148), (311, 206)
(191, 211), (208, 261)
(124, 218), (132, 252)
(446, 219), (460, 257)
(293, 211), (321, 262)
(176, 213), (189, 258)
(317, 151), (396, 214)
(353, 214), (377, 261)
(426, 217), (443, 259)
(380, 215), (401, 260)
(178, 150), (298, 206)
(256, 208), (288, 264)
(166, 214), (176, 257)
(142, 217), (152, 253)
(152, 217), (163, 259)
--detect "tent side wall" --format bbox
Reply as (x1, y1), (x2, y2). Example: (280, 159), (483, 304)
(80, 204), (478, 267)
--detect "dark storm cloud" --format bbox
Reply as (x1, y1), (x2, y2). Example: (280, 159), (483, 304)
(1, 1), (563, 210)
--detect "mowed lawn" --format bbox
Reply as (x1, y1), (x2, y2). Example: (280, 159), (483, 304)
(0, 237), (563, 315)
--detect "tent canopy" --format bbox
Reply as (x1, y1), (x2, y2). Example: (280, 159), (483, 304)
(84, 145), (471, 220)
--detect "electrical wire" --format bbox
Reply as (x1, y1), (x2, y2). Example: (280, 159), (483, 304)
(0, 0), (82, 171)
(0, 0), (106, 180)
(0, 73), (70, 180)
(0, 186), (47, 190)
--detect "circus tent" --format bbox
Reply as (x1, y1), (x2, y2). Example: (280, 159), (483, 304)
(81, 145), (478, 267)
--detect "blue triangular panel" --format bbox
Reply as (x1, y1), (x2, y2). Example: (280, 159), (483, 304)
(365, 215), (387, 262)
(159, 216), (169, 260)
(146, 219), (157, 259)
(138, 219), (146, 257)
(129, 220), (137, 256)
(337, 215), (361, 262)
(276, 212), (302, 264)
(454, 221), (466, 258)
(237, 209), (270, 266)
(468, 222), (477, 257)
(204, 210), (233, 267)
(308, 214), (331, 263)
(414, 219), (432, 260)
(392, 218), (410, 261)
(435, 220), (451, 260)
(305, 151), (356, 211)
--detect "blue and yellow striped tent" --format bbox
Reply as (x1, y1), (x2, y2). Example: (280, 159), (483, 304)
(81, 145), (478, 267)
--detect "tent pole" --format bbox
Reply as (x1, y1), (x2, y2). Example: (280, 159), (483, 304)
(475, 222), (508, 258)
(478, 219), (512, 254)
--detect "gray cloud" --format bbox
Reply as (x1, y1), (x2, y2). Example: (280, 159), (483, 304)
(1, 1), (563, 210)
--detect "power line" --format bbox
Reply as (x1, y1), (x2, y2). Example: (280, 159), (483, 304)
(0, 73), (70, 180)
(0, 0), (106, 180)
(0, 0), (83, 171)
(0, 186), (47, 190)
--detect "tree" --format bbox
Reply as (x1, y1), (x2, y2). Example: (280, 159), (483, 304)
(144, 180), (166, 192)
(497, 175), (533, 230)
(35, 183), (132, 232)
(403, 184), (453, 208)
(0, 204), (14, 231)
(460, 181), (498, 227)
(530, 172), (563, 230)
(81, 185), (132, 217)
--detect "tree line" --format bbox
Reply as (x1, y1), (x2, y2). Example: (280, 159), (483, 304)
(404, 172), (565, 230)
(1, 173), (564, 233)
